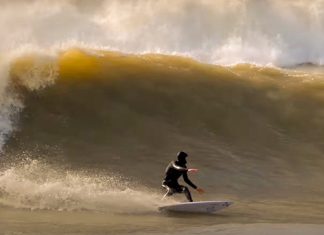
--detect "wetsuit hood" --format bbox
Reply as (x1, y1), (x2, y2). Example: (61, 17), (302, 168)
(177, 151), (188, 164)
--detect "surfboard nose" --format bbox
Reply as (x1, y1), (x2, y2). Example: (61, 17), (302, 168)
(223, 201), (233, 207)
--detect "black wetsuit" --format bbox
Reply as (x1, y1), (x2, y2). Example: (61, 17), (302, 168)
(162, 160), (197, 202)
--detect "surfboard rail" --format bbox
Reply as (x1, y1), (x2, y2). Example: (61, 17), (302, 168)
(158, 201), (233, 213)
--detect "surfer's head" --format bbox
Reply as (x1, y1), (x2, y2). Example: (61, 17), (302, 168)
(177, 151), (188, 164)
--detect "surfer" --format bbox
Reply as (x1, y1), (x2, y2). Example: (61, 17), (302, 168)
(162, 151), (204, 202)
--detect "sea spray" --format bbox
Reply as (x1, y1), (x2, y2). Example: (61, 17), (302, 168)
(0, 50), (59, 152)
(0, 158), (166, 212)
(0, 59), (23, 152)
(1, 0), (324, 66)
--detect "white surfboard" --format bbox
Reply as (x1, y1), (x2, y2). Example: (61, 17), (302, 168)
(158, 201), (233, 213)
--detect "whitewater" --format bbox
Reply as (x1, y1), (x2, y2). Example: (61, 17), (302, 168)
(1, 1), (324, 234)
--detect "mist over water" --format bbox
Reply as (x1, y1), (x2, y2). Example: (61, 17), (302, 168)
(1, 0), (324, 65)
(1, 1), (324, 234)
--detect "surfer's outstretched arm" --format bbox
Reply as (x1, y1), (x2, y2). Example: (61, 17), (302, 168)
(183, 173), (205, 194)
(183, 172), (197, 189)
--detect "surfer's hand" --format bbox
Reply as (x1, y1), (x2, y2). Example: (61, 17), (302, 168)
(196, 188), (204, 194)
(188, 168), (198, 173)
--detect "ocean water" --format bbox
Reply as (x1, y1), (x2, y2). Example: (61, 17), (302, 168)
(1, 1), (324, 234)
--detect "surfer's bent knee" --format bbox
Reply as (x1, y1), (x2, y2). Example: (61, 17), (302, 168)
(182, 186), (189, 192)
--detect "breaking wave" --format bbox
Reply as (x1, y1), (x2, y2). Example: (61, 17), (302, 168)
(1, 0), (324, 213)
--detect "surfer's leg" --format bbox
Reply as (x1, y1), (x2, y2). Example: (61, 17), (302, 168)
(182, 186), (193, 202)
(162, 187), (173, 199)
(162, 183), (174, 200)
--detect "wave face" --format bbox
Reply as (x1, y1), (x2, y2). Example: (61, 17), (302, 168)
(0, 49), (323, 213)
